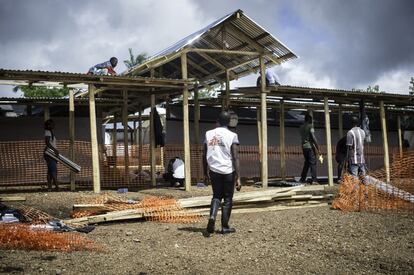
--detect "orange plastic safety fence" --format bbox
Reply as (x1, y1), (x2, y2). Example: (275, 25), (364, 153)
(71, 194), (202, 224)
(0, 224), (105, 252)
(0, 140), (399, 189)
(332, 174), (414, 212)
(18, 206), (56, 224)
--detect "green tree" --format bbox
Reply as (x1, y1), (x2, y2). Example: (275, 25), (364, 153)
(366, 85), (380, 93)
(123, 48), (148, 69)
(409, 77), (414, 95)
(13, 86), (69, 98)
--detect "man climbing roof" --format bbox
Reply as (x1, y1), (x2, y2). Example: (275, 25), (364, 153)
(87, 57), (118, 76)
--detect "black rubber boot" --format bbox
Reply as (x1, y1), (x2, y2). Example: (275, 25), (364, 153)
(221, 199), (236, 234)
(207, 198), (220, 234)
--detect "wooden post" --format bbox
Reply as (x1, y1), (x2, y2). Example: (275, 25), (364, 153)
(279, 100), (286, 181)
(397, 115), (403, 158)
(44, 106), (50, 121)
(88, 84), (100, 193)
(324, 97), (334, 186)
(380, 101), (390, 183)
(338, 103), (343, 138)
(137, 106), (142, 173)
(122, 90), (129, 186)
(257, 108), (262, 165)
(225, 70), (230, 108)
(112, 114), (117, 166)
(133, 120), (137, 146)
(181, 53), (192, 191)
(150, 93), (156, 187)
(259, 55), (268, 188)
(194, 84), (200, 145)
(69, 90), (76, 191)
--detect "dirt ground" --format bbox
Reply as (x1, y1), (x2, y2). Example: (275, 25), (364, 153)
(1, 186), (414, 275)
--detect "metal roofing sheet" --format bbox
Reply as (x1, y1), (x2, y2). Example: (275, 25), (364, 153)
(125, 9), (297, 83)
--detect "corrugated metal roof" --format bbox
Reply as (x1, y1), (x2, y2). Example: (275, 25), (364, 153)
(125, 9), (297, 86)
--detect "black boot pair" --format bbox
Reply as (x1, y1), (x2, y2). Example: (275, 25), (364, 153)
(206, 198), (236, 236)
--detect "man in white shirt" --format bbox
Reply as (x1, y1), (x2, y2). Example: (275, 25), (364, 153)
(163, 157), (185, 187)
(203, 111), (241, 236)
(346, 116), (367, 178)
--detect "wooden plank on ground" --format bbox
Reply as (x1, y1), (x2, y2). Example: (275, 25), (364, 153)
(0, 196), (26, 202)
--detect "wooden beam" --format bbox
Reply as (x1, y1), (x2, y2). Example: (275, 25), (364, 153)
(69, 89), (75, 191)
(181, 53), (192, 191)
(338, 103), (344, 138)
(138, 105), (143, 173)
(279, 100), (286, 180)
(225, 70), (230, 108)
(195, 51), (236, 79)
(122, 90), (129, 186)
(150, 94), (156, 187)
(225, 24), (283, 65)
(324, 97), (334, 186)
(194, 84), (200, 145)
(44, 106), (49, 121)
(260, 56), (268, 188)
(88, 84), (101, 193)
(112, 113), (117, 166)
(0, 196), (26, 202)
(380, 101), (390, 182)
(189, 48), (260, 56)
(397, 115), (403, 158)
(257, 108), (262, 171)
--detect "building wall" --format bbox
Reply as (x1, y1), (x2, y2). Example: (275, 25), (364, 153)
(0, 117), (103, 143)
(166, 120), (399, 147)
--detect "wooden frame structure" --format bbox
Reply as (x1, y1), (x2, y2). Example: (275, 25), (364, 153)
(0, 69), (194, 193)
(2, 9), (412, 192)
(182, 85), (414, 186)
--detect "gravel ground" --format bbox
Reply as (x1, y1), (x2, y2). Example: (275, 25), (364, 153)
(1, 187), (414, 275)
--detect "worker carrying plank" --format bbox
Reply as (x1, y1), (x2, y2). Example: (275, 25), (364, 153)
(44, 119), (59, 191)
(87, 57), (118, 76)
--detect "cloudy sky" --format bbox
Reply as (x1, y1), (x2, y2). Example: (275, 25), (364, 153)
(1, 0), (413, 97)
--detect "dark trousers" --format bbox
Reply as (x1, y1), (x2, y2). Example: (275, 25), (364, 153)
(300, 148), (317, 182)
(337, 161), (345, 181)
(210, 171), (235, 203)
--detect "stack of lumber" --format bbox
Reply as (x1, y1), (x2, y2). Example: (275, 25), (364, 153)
(66, 185), (334, 225)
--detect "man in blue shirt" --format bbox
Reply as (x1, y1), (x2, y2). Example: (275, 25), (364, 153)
(256, 68), (280, 86)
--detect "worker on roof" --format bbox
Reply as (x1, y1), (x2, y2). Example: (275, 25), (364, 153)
(256, 68), (280, 87)
(87, 57), (118, 76)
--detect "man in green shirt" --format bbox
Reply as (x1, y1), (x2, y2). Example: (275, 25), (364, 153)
(299, 114), (320, 184)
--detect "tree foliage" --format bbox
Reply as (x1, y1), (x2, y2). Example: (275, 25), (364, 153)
(123, 48), (148, 69)
(13, 86), (69, 98)
(366, 85), (380, 93)
(409, 77), (414, 95)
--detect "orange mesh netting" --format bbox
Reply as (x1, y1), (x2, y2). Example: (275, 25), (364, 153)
(71, 194), (202, 224)
(332, 174), (413, 212)
(18, 206), (56, 224)
(0, 224), (104, 252)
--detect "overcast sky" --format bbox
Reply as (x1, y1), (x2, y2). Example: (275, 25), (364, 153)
(1, 0), (413, 97)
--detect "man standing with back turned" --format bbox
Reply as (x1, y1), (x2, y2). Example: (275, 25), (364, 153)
(346, 116), (366, 178)
(203, 111), (241, 236)
(299, 113), (320, 184)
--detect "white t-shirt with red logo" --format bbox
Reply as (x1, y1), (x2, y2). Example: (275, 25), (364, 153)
(204, 126), (239, 175)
